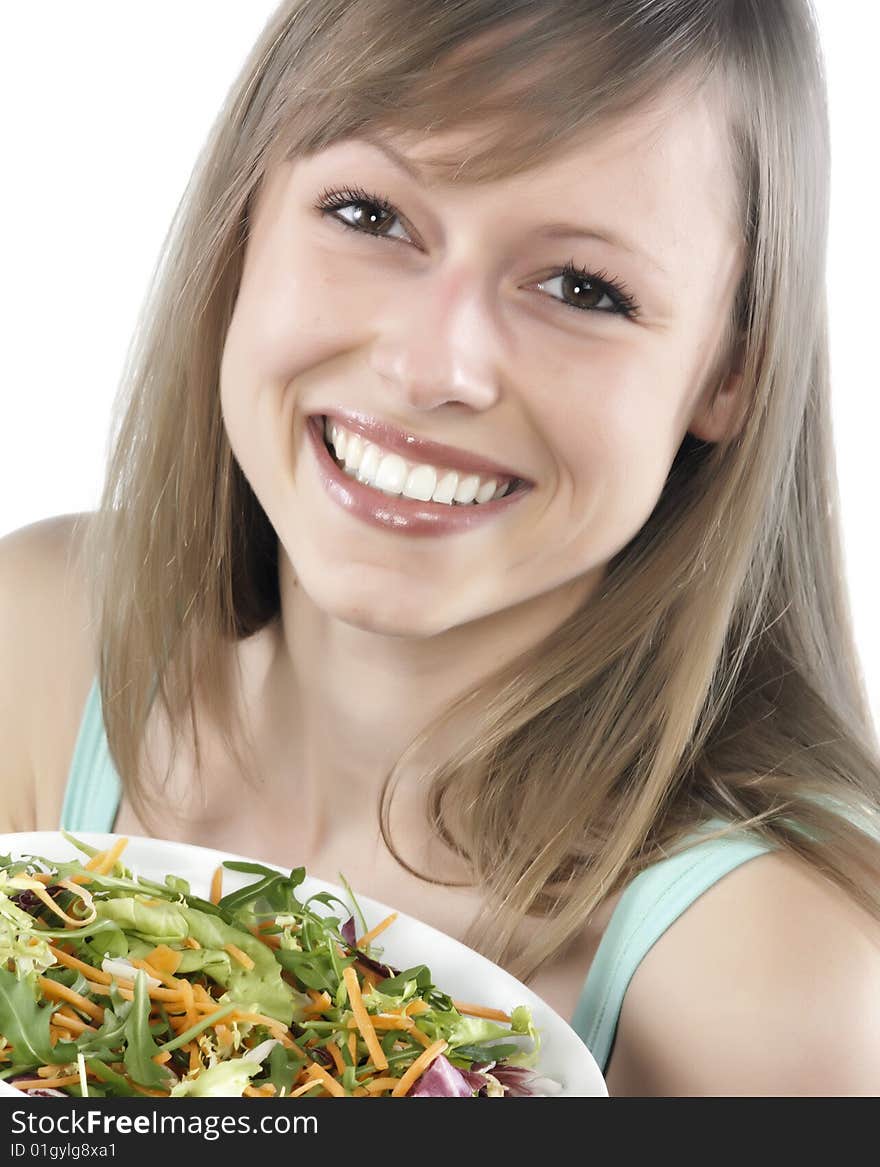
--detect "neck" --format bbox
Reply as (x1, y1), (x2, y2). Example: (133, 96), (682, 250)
(243, 550), (598, 870)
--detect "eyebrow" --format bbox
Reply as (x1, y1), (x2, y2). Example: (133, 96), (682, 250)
(359, 133), (669, 279)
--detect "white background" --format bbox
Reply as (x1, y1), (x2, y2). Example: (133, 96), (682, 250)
(1, 3), (876, 726)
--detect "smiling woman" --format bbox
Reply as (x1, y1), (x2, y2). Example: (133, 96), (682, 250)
(2, 0), (880, 1098)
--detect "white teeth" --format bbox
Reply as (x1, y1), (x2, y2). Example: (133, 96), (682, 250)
(403, 464), (438, 501)
(373, 453), (408, 494)
(432, 471), (458, 505)
(342, 433), (364, 472)
(453, 474), (481, 504)
(321, 417), (517, 506)
(357, 444), (382, 483)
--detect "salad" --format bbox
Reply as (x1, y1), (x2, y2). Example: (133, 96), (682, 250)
(0, 834), (559, 1098)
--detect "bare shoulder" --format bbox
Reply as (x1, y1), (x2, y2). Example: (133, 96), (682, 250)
(606, 848), (880, 1096)
(0, 512), (98, 832)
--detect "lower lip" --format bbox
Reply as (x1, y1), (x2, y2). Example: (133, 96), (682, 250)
(306, 415), (532, 537)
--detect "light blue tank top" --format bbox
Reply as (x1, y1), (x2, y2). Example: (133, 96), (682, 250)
(60, 675), (777, 1075)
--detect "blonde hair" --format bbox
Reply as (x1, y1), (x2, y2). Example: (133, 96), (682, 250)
(80, 0), (880, 980)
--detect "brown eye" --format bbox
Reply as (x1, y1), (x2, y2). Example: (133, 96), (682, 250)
(563, 271), (604, 309)
(343, 200), (396, 233)
(537, 262), (640, 319)
(316, 186), (409, 242)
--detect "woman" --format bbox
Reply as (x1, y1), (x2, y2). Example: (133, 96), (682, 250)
(2, 0), (879, 1094)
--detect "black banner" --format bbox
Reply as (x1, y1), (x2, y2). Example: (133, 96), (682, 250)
(0, 1095), (866, 1159)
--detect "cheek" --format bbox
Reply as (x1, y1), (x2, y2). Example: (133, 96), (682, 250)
(544, 351), (683, 486)
(538, 348), (687, 549)
(221, 246), (344, 393)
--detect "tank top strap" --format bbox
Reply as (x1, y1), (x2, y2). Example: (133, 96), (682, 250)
(571, 819), (776, 1075)
(60, 676), (123, 833)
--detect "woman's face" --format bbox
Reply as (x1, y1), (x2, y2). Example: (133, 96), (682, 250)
(220, 89), (745, 638)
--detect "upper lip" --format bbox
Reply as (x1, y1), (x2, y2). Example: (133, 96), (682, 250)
(316, 410), (531, 484)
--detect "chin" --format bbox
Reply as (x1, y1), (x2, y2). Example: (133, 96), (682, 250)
(336, 607), (447, 639)
(300, 571), (460, 639)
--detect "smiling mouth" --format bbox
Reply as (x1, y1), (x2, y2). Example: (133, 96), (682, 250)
(320, 416), (527, 505)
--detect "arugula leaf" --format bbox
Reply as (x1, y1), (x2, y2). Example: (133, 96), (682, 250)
(375, 965), (433, 997)
(337, 873), (368, 941)
(86, 1059), (141, 1096)
(122, 970), (172, 1089)
(257, 1043), (305, 1095)
(0, 968), (78, 1068)
(59, 831), (102, 859)
(451, 1042), (522, 1062)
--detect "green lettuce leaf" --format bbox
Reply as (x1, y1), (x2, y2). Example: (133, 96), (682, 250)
(0, 967), (79, 1069)
(94, 897), (307, 1025)
(95, 898), (189, 944)
(0, 890), (54, 979)
(170, 1058), (261, 1097)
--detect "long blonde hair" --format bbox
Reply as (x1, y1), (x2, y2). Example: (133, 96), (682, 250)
(80, 0), (880, 979)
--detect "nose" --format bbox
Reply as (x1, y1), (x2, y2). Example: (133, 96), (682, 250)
(367, 262), (503, 412)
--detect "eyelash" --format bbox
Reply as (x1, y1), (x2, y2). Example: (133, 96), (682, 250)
(314, 184), (642, 322)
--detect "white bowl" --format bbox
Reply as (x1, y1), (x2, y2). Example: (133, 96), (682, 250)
(0, 831), (607, 1098)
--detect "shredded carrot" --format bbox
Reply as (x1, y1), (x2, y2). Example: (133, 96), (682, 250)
(183, 936), (201, 950)
(348, 1030), (358, 1065)
(406, 1025), (433, 1049)
(225, 1011), (306, 1057)
(390, 1039), (448, 1096)
(226, 1009), (285, 1032)
(343, 966), (387, 1072)
(355, 912), (398, 949)
(144, 945), (182, 975)
(404, 999), (430, 1017)
(347, 1014), (412, 1033)
(223, 943), (255, 971)
(85, 979), (188, 1011)
(365, 1076), (404, 1094)
(187, 1042), (202, 1073)
(131, 957), (183, 989)
(15, 880), (95, 927)
(354, 962), (379, 990)
(14, 1074), (83, 1090)
(152, 1051), (172, 1065)
(48, 945), (112, 985)
(451, 1001), (512, 1023)
(326, 1041), (346, 1076)
(179, 978), (196, 1033)
(244, 1084), (277, 1097)
(88, 979), (134, 1002)
(85, 837), (129, 876)
(305, 1062), (346, 1098)
(50, 1010), (97, 1036)
(38, 976), (104, 1023)
(210, 866), (223, 904)
(249, 924), (281, 950)
(289, 1079), (323, 1098)
(304, 989), (332, 1016)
